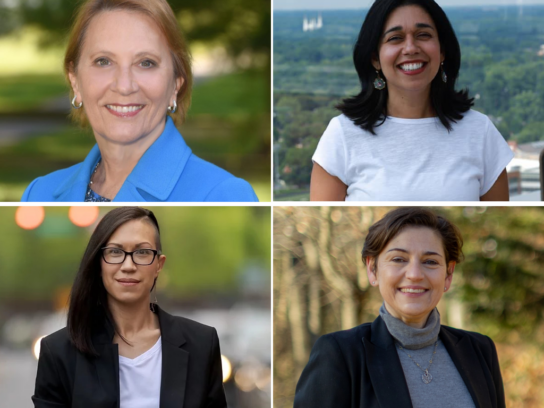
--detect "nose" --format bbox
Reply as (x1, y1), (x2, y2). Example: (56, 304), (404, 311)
(402, 34), (420, 55)
(405, 261), (424, 280)
(112, 66), (139, 95)
(120, 254), (137, 271)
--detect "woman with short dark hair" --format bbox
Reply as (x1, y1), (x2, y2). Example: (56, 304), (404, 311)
(32, 207), (227, 407)
(294, 207), (505, 408)
(310, 0), (513, 202)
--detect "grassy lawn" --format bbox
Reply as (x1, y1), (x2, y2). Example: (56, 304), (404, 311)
(0, 74), (68, 112)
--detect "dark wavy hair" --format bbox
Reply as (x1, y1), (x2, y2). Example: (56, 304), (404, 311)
(338, 0), (473, 135)
(67, 207), (162, 356)
(362, 207), (464, 271)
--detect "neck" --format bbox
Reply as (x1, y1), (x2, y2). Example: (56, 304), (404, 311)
(108, 297), (158, 340)
(379, 303), (440, 350)
(386, 87), (435, 119)
(92, 120), (167, 199)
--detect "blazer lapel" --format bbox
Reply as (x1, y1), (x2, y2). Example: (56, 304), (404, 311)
(83, 308), (189, 408)
(363, 317), (413, 408)
(440, 328), (492, 408)
(157, 306), (189, 408)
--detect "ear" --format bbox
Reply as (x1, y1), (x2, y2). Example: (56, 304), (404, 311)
(173, 77), (184, 102)
(68, 63), (81, 101)
(444, 261), (455, 291)
(371, 52), (381, 71)
(366, 256), (378, 285)
(155, 254), (166, 279)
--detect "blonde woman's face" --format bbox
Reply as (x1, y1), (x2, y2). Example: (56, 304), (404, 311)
(367, 226), (455, 328)
(69, 10), (182, 145)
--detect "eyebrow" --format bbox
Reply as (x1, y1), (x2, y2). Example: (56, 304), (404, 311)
(386, 248), (443, 257)
(106, 242), (153, 248)
(383, 23), (435, 38)
(89, 50), (162, 61)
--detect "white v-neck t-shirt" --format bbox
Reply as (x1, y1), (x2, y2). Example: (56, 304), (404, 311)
(312, 109), (514, 201)
(119, 336), (162, 408)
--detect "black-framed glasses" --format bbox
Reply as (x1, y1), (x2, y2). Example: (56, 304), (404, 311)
(101, 247), (159, 265)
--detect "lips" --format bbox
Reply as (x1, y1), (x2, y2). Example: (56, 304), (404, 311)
(106, 104), (145, 118)
(116, 278), (140, 287)
(397, 61), (427, 75)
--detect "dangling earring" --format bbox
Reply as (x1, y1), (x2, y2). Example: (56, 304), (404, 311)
(72, 95), (83, 109)
(373, 70), (386, 90)
(150, 279), (159, 312)
(167, 100), (177, 113)
(441, 62), (447, 83)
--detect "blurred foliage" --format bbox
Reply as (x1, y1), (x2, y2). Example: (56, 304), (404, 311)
(0, 74), (67, 111)
(0, 206), (270, 302)
(0, 0), (270, 65)
(274, 206), (544, 408)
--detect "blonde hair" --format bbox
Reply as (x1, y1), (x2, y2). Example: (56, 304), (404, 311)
(65, 0), (192, 126)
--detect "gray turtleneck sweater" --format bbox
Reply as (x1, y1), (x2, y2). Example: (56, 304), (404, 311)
(379, 304), (476, 408)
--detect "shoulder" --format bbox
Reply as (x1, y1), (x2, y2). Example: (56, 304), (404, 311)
(21, 164), (83, 202)
(173, 154), (258, 202)
(39, 327), (78, 362)
(454, 109), (493, 130)
(314, 323), (372, 352)
(441, 325), (496, 350)
(172, 314), (217, 337)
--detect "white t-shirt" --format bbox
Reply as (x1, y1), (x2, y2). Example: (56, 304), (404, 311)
(312, 109), (514, 201)
(119, 336), (162, 408)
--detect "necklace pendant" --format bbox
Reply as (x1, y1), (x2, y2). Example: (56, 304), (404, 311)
(422, 370), (433, 384)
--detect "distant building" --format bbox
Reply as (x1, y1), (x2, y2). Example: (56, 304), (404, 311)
(303, 13), (323, 32)
(507, 140), (542, 198)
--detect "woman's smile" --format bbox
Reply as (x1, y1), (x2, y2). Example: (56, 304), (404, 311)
(106, 104), (146, 118)
(397, 60), (428, 75)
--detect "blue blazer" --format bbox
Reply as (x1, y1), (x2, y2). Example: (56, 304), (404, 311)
(21, 117), (259, 202)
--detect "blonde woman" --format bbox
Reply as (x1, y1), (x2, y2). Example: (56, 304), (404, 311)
(22, 0), (257, 202)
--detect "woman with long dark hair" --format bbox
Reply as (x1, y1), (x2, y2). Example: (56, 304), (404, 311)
(310, 0), (513, 201)
(32, 207), (226, 407)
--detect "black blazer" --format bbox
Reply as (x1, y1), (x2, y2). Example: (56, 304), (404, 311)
(32, 306), (227, 408)
(294, 316), (505, 408)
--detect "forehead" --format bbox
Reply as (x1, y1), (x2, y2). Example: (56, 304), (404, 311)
(383, 5), (436, 31)
(383, 226), (444, 254)
(82, 9), (170, 57)
(107, 218), (157, 243)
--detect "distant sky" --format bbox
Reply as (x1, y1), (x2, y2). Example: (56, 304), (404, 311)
(274, 0), (544, 11)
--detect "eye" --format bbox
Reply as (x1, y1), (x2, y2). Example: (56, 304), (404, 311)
(387, 35), (401, 42)
(391, 258), (438, 265)
(418, 32), (432, 38)
(423, 259), (439, 265)
(135, 249), (153, 255)
(140, 59), (156, 68)
(391, 257), (406, 263)
(95, 58), (110, 67)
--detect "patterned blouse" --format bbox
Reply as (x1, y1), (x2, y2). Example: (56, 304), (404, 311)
(85, 186), (111, 202)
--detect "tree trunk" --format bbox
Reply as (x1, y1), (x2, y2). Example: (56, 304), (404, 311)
(302, 238), (321, 335)
(284, 252), (308, 370)
(318, 207), (357, 329)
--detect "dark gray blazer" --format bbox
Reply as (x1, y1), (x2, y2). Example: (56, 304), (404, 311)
(32, 306), (227, 408)
(294, 316), (505, 408)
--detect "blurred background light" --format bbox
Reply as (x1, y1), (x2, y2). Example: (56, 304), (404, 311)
(15, 206), (44, 230)
(68, 206), (99, 228)
(33, 335), (44, 360)
(221, 354), (232, 382)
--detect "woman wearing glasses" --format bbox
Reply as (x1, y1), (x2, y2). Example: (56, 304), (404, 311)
(32, 207), (227, 408)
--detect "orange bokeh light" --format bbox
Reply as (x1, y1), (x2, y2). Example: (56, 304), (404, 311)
(69, 206), (99, 227)
(15, 206), (45, 230)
